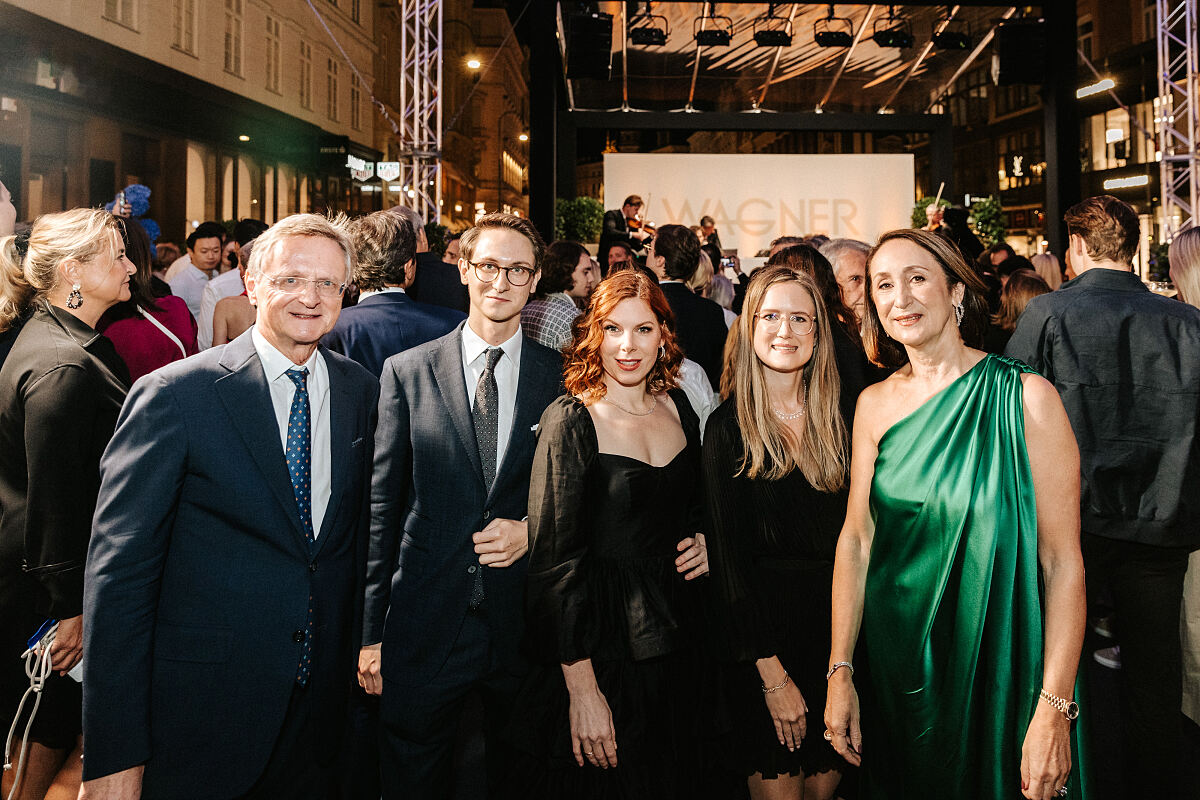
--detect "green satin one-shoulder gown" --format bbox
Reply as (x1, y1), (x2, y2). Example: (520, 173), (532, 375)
(861, 354), (1089, 799)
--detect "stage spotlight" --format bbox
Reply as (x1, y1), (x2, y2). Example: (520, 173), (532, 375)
(932, 18), (971, 50)
(630, 19), (668, 46)
(694, 14), (733, 47)
(872, 6), (914, 48)
(814, 4), (854, 47)
(753, 3), (792, 48)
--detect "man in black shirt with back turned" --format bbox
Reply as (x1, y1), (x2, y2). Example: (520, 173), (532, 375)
(1006, 195), (1200, 797)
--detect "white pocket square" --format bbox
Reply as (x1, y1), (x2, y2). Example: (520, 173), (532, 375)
(530, 424), (539, 432)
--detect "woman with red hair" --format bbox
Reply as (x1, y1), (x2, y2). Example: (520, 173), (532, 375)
(515, 269), (711, 797)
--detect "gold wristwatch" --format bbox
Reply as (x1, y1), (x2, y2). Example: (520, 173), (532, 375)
(1039, 688), (1080, 720)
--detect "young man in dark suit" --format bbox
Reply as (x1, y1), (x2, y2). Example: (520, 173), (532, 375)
(647, 223), (728, 386)
(359, 212), (563, 799)
(325, 209), (466, 377)
(396, 205), (470, 314)
(80, 215), (380, 799)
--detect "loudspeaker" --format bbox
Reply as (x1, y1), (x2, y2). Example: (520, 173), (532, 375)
(565, 12), (612, 80)
(991, 19), (1046, 86)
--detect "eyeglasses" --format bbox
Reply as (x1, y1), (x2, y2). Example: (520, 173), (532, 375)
(267, 275), (346, 298)
(467, 260), (536, 286)
(754, 311), (816, 336)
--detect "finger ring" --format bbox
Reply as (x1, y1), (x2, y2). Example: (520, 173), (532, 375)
(823, 730), (834, 741)
(585, 751), (594, 756)
(1056, 788), (1068, 797)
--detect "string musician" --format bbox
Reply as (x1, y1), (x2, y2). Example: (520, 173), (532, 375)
(599, 195), (652, 275)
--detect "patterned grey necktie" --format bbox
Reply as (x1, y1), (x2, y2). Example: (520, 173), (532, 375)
(473, 347), (503, 489)
(470, 347), (503, 609)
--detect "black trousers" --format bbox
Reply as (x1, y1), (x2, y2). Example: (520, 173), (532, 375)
(239, 682), (337, 799)
(379, 608), (523, 800)
(1082, 532), (1190, 797)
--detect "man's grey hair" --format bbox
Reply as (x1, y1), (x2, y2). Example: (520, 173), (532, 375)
(245, 213), (355, 283)
(819, 238), (871, 276)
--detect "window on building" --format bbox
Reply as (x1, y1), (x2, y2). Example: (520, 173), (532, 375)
(379, 34), (388, 101)
(300, 42), (313, 109)
(327, 59), (339, 122)
(104, 0), (136, 28)
(1078, 16), (1093, 64)
(1144, 0), (1157, 42)
(350, 74), (362, 130)
(266, 17), (281, 93)
(224, 0), (244, 77)
(351, 0), (361, 23)
(173, 0), (196, 53)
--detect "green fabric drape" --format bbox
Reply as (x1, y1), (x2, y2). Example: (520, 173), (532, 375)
(861, 354), (1089, 799)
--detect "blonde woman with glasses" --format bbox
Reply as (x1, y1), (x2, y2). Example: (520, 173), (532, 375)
(702, 264), (850, 800)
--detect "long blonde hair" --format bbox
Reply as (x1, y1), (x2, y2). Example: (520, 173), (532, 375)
(732, 265), (847, 489)
(1030, 252), (1063, 290)
(1170, 227), (1200, 306)
(0, 208), (120, 332)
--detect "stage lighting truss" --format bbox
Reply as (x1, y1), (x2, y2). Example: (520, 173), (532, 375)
(629, 10), (669, 46)
(752, 3), (793, 48)
(872, 6), (914, 49)
(932, 17), (972, 51)
(813, 4), (854, 48)
(694, 13), (733, 47)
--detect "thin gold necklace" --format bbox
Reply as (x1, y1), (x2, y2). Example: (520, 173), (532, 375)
(604, 393), (658, 417)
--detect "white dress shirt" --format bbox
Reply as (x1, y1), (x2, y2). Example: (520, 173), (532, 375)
(164, 253), (192, 281)
(461, 323), (523, 473)
(678, 358), (719, 439)
(252, 326), (332, 538)
(197, 268), (246, 350)
(357, 286), (406, 301)
(168, 265), (210, 319)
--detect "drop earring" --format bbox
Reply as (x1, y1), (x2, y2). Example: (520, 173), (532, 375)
(658, 344), (666, 360)
(953, 302), (964, 327)
(67, 283), (83, 309)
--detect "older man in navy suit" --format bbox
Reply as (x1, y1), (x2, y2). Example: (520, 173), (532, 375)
(358, 212), (562, 798)
(80, 215), (379, 799)
(325, 209), (465, 377)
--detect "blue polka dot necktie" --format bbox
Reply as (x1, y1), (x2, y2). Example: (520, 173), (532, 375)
(469, 347), (503, 609)
(285, 367), (315, 686)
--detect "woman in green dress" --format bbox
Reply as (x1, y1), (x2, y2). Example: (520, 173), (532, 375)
(823, 229), (1089, 800)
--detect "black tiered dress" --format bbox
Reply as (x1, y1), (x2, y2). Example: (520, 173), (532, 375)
(514, 390), (710, 798)
(702, 397), (850, 781)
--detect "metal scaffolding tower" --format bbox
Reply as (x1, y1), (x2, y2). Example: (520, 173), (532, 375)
(399, 0), (443, 222)
(1158, 0), (1200, 236)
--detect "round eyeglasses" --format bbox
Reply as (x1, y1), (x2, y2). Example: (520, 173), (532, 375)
(467, 260), (536, 287)
(754, 311), (816, 336)
(267, 275), (346, 298)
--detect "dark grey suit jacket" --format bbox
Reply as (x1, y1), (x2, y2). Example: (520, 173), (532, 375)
(82, 331), (379, 797)
(364, 324), (563, 684)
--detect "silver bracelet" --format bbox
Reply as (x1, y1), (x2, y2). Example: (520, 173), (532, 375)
(826, 661), (854, 681)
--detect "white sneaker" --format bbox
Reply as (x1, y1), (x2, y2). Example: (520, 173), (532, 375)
(1093, 645), (1122, 670)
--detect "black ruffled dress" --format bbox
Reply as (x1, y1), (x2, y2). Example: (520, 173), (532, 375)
(511, 391), (712, 799)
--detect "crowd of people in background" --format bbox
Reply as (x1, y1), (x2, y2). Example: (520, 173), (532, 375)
(0, 181), (1197, 800)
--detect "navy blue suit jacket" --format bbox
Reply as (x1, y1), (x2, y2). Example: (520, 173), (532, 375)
(324, 291), (466, 377)
(82, 331), (379, 797)
(364, 325), (563, 685)
(408, 252), (470, 313)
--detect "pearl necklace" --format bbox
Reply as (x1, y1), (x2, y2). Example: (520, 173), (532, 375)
(772, 383), (806, 421)
(604, 394), (658, 417)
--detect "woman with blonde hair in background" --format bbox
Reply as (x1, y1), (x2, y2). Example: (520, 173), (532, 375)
(703, 264), (850, 800)
(0, 208), (133, 800)
(1167, 226), (1200, 729)
(1031, 252), (1063, 291)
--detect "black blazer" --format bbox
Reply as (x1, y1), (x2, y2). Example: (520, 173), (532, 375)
(598, 209), (645, 269)
(658, 281), (729, 387)
(365, 325), (563, 685)
(82, 331), (379, 796)
(324, 291), (466, 377)
(0, 302), (128, 623)
(408, 251), (469, 313)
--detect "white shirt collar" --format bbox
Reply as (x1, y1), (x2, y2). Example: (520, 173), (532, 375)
(251, 325), (322, 380)
(358, 286), (406, 300)
(461, 322), (524, 368)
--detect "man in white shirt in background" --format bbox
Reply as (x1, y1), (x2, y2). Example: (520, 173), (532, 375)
(196, 219), (269, 348)
(167, 222), (226, 318)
